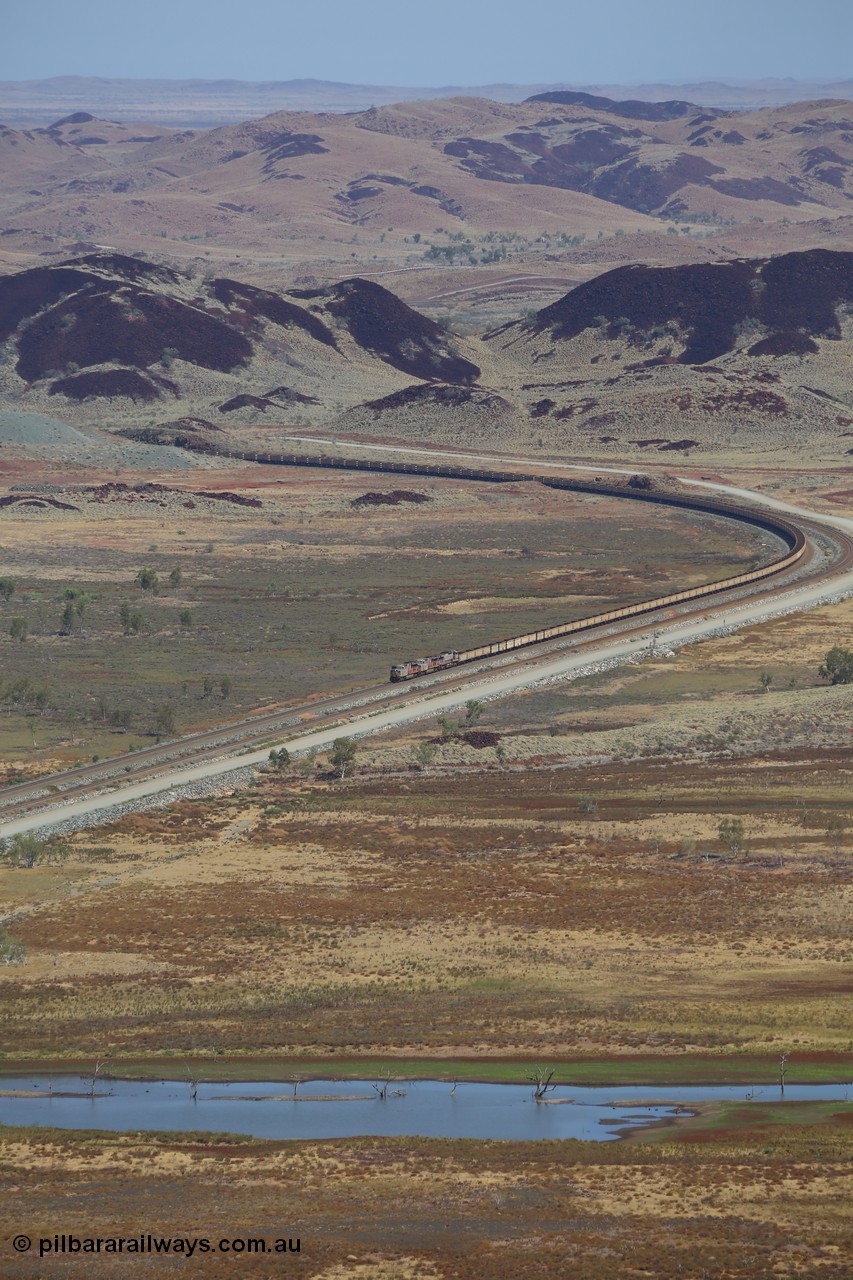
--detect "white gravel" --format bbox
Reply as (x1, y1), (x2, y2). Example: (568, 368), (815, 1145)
(2, 463), (852, 838)
(0, 410), (196, 470)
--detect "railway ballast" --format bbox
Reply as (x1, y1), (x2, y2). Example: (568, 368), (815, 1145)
(182, 442), (808, 686)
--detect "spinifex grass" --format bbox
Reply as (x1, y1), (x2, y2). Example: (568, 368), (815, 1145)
(1, 1120), (851, 1279)
(0, 473), (769, 768)
(1, 746), (850, 1061)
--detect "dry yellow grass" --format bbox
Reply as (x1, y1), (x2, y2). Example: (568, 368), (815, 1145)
(1, 1122), (851, 1278)
(1, 730), (850, 1060)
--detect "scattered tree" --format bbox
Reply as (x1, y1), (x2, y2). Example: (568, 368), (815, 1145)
(0, 928), (25, 965)
(119, 601), (143, 634)
(62, 707), (80, 746)
(1, 832), (69, 868)
(578, 792), (597, 815)
(184, 1061), (201, 1102)
(59, 591), (89, 634)
(32, 688), (49, 714)
(437, 716), (459, 742)
(371, 1073), (405, 1100)
(818, 646), (853, 685)
(8, 617), (27, 643)
(717, 816), (747, 861)
(219, 676), (232, 699)
(168, 567), (183, 588)
(464, 699), (484, 727)
(759, 671), (774, 694)
(330, 736), (357, 778)
(59, 600), (75, 635)
(824, 814), (848, 857)
(135, 567), (159, 594)
(152, 702), (176, 736)
(179, 609), (193, 628)
(89, 1055), (111, 1098)
(412, 741), (436, 769)
(268, 747), (291, 771)
(109, 704), (130, 730)
(0, 577), (15, 602)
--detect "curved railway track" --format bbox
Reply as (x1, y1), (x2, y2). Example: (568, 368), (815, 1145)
(199, 444), (809, 680)
(0, 448), (849, 835)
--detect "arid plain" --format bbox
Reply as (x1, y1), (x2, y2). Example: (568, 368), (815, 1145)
(0, 79), (852, 1278)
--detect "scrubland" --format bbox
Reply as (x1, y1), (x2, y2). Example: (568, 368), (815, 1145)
(0, 472), (770, 773)
(0, 1114), (851, 1279)
(0, 456), (850, 1277)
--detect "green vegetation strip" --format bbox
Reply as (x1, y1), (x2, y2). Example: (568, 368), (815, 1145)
(635, 1099), (853, 1143)
(0, 1054), (849, 1085)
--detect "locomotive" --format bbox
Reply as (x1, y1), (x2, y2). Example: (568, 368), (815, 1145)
(390, 652), (460, 681)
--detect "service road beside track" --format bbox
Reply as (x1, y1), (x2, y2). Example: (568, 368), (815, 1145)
(1, 454), (851, 838)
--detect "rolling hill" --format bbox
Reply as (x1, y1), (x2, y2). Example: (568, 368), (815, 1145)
(0, 252), (480, 423)
(1, 247), (852, 467)
(3, 93), (853, 273)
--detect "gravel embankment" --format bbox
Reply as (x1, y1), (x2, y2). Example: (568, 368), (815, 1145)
(0, 411), (198, 470)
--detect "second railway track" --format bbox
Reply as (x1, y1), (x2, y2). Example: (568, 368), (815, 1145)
(1, 448), (850, 834)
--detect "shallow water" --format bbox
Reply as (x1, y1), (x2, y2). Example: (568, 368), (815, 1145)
(0, 1078), (848, 1142)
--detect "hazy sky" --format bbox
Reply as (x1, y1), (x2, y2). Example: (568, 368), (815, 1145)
(2, 0), (850, 85)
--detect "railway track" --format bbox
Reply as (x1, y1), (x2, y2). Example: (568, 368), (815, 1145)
(1, 452), (850, 836)
(0, 565), (811, 824)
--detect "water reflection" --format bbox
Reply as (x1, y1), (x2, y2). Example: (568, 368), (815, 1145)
(0, 1077), (846, 1142)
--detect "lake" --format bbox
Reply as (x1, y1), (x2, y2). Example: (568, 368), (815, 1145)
(0, 1077), (847, 1141)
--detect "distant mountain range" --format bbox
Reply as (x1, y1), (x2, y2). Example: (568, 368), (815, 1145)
(1, 76), (852, 128)
(3, 93), (853, 263)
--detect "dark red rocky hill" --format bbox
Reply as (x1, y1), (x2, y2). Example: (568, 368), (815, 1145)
(303, 278), (481, 384)
(524, 90), (714, 122)
(519, 249), (853, 364)
(0, 254), (480, 409)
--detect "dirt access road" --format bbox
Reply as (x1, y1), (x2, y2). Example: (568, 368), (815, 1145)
(1, 454), (851, 837)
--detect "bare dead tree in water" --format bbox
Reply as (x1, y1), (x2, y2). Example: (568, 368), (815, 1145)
(371, 1074), (406, 1100)
(527, 1067), (557, 1102)
(184, 1061), (201, 1102)
(89, 1056), (111, 1098)
(779, 1051), (789, 1096)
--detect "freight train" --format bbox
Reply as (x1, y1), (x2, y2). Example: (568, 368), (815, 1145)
(389, 505), (806, 681)
(183, 441), (808, 688)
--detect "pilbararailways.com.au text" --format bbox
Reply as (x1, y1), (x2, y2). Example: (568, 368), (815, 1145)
(13, 1233), (301, 1258)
